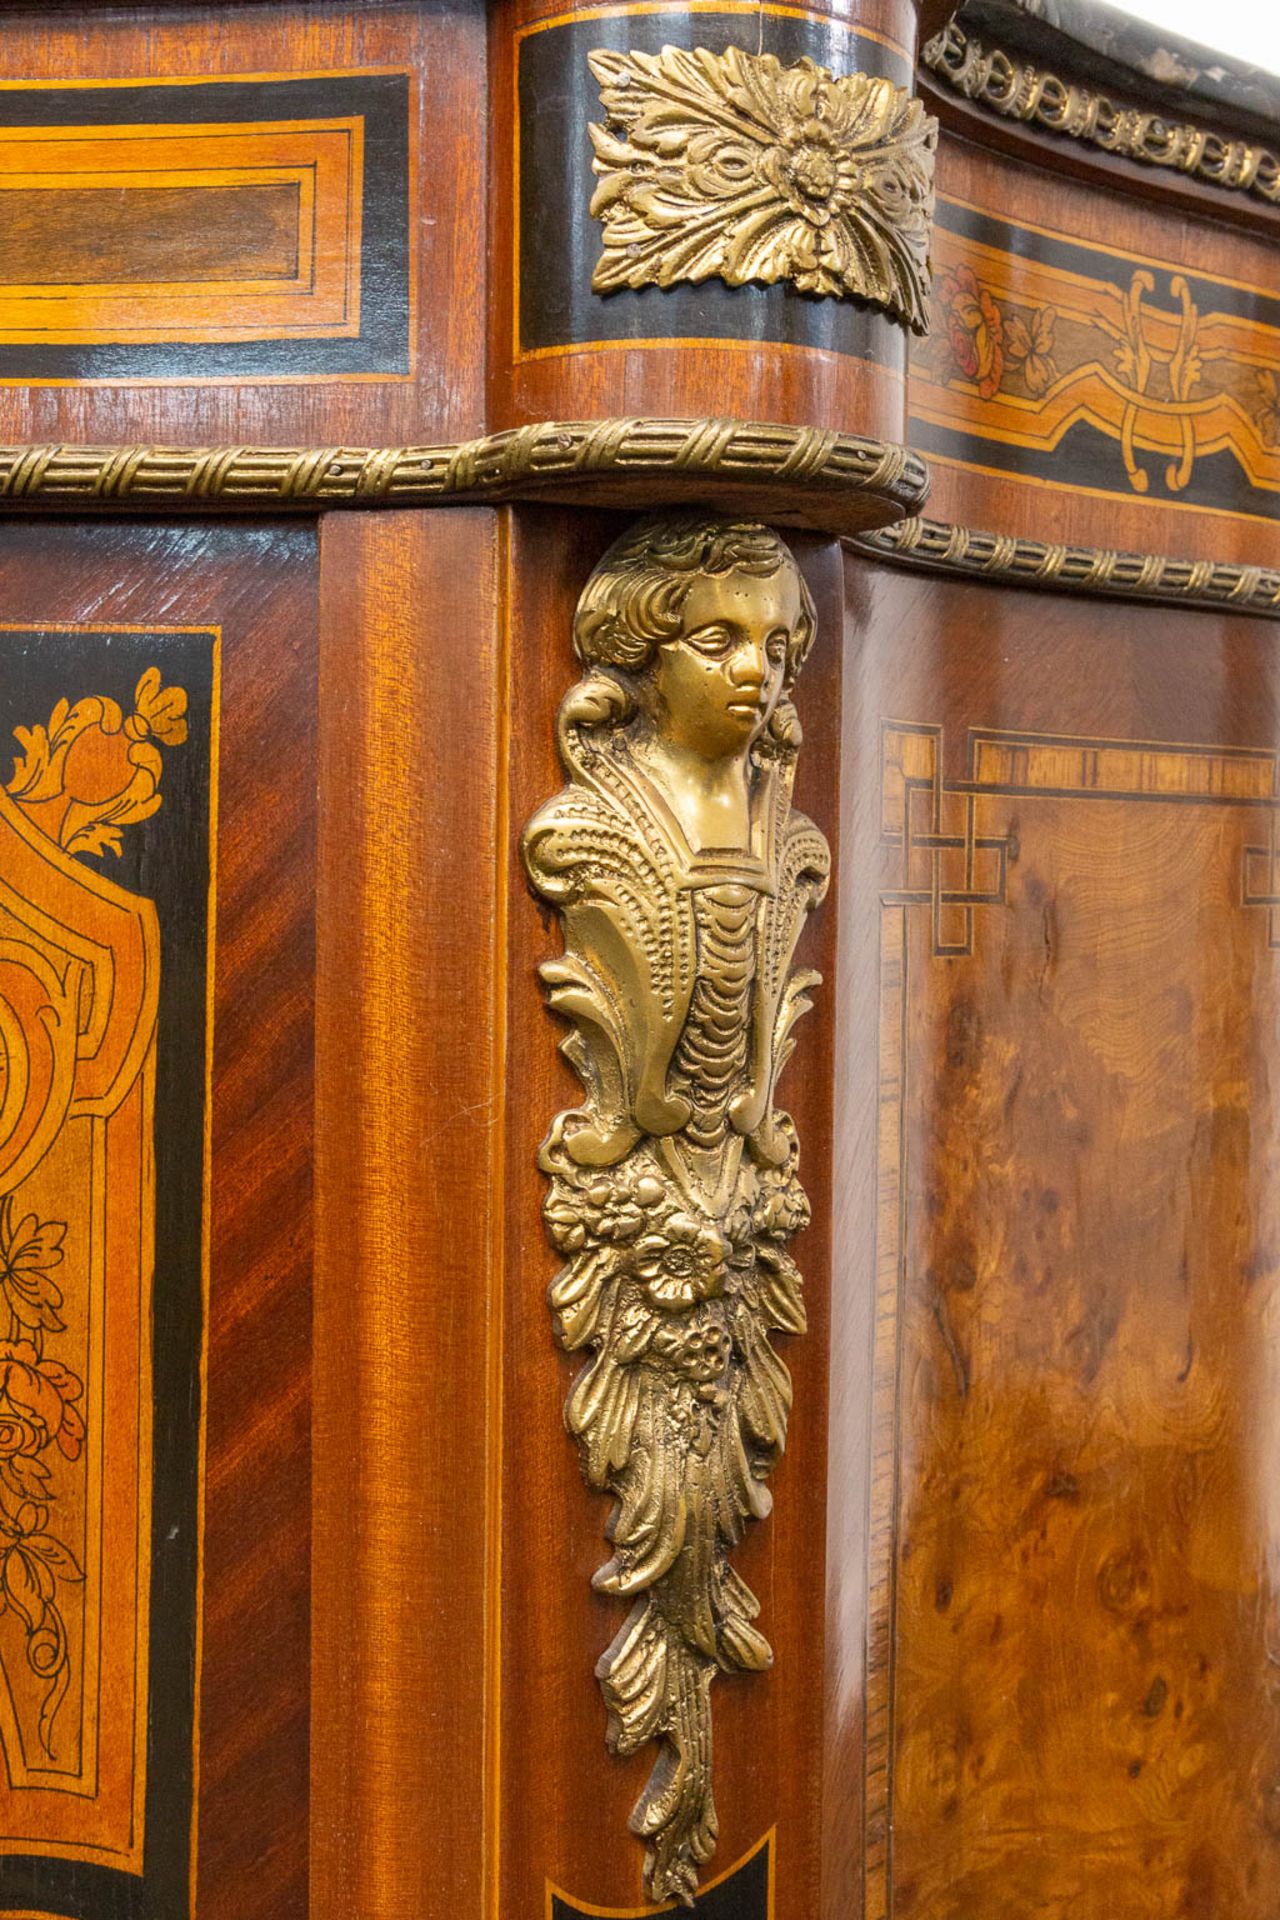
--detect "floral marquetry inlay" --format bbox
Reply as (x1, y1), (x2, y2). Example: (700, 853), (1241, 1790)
(7, 668), (188, 858)
(0, 650), (194, 1870)
(588, 45), (937, 330)
(912, 206), (1280, 508)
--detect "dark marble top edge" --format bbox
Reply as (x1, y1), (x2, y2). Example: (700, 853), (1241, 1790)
(953, 0), (1280, 145)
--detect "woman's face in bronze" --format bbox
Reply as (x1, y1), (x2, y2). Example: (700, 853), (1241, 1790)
(647, 563), (803, 760)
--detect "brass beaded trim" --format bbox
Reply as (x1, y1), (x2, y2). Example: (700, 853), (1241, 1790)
(855, 515), (1280, 616)
(923, 22), (1280, 208)
(1, 432), (1274, 615)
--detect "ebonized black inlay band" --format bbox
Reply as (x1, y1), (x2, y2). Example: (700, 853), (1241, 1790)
(0, 73), (410, 383)
(551, 1834), (771, 1919)
(517, 11), (911, 367)
(937, 197), (1280, 335)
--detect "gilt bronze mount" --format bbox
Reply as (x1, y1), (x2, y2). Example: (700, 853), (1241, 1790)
(588, 45), (937, 330)
(524, 517), (829, 1904)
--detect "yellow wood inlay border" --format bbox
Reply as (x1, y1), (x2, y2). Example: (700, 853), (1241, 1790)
(483, 515), (512, 1920)
(514, 3), (909, 61)
(0, 66), (410, 92)
(0, 120), (362, 346)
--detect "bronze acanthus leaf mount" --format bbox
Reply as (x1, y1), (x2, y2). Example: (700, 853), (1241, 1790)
(588, 44), (938, 331)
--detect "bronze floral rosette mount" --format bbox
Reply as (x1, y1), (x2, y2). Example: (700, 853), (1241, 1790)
(587, 44), (937, 329)
(524, 516), (830, 1905)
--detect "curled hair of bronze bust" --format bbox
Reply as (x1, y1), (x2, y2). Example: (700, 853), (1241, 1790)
(571, 513), (816, 692)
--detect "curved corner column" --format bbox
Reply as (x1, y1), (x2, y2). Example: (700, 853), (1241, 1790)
(478, 0), (940, 1915)
(488, 0), (930, 474)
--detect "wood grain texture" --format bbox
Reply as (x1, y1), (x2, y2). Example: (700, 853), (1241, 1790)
(0, 518), (318, 1920)
(0, 183), (301, 287)
(0, 3), (484, 444)
(841, 551), (1280, 1919)
(311, 509), (502, 1920)
(499, 345), (910, 450)
(198, 523), (317, 1920)
(822, 548), (881, 1920)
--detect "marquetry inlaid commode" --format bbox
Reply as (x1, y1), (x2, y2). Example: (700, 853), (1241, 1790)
(0, 2), (1274, 1919)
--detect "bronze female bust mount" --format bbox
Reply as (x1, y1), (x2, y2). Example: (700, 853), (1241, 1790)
(524, 515), (830, 1906)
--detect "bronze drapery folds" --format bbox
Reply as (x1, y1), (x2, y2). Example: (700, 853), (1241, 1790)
(524, 517), (830, 1904)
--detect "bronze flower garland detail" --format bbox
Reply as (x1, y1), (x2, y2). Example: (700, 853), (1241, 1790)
(588, 46), (937, 330)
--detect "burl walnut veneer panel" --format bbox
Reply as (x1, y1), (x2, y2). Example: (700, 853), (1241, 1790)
(842, 553), (1280, 1920)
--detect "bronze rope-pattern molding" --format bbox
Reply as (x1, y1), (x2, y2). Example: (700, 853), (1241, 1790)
(524, 517), (829, 1906)
(2, 432), (1277, 617)
(923, 22), (1280, 207)
(0, 422), (927, 533)
(589, 46), (937, 330)
(855, 515), (1280, 614)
